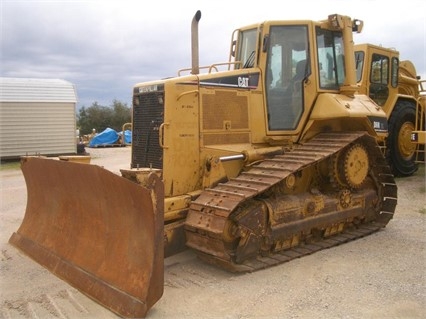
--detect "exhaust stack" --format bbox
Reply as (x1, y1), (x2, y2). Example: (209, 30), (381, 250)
(191, 10), (202, 75)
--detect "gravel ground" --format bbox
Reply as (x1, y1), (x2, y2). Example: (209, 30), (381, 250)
(1, 146), (425, 319)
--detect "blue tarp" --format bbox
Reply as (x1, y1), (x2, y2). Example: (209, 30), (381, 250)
(89, 127), (119, 147)
(120, 130), (132, 144)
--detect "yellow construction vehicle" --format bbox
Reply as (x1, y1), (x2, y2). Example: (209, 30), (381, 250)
(411, 79), (426, 159)
(10, 12), (400, 318)
(354, 43), (426, 175)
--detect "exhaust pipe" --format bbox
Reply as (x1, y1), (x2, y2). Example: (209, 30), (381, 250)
(191, 10), (202, 75)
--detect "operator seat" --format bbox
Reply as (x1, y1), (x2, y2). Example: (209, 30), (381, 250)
(285, 59), (307, 96)
(293, 59), (307, 82)
(267, 59), (308, 130)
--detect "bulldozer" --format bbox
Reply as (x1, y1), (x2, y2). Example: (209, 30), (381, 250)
(10, 12), (400, 318)
(354, 43), (426, 176)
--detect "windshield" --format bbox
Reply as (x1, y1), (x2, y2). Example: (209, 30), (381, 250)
(316, 27), (345, 89)
(236, 29), (257, 68)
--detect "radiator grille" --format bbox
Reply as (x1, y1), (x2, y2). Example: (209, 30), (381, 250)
(131, 91), (164, 169)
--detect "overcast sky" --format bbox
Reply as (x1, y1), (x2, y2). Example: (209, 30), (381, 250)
(1, 0), (425, 108)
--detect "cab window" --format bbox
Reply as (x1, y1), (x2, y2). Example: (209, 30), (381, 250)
(369, 54), (389, 106)
(265, 25), (309, 130)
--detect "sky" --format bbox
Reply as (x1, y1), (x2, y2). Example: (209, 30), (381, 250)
(1, 0), (425, 109)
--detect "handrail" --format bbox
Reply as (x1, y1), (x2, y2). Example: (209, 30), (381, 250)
(177, 61), (243, 76)
(121, 122), (132, 145)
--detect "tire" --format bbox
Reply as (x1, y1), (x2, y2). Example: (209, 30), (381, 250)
(77, 143), (86, 154)
(386, 100), (418, 177)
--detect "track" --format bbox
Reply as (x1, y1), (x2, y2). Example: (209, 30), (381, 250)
(185, 132), (397, 272)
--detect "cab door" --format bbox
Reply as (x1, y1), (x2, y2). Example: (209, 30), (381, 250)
(264, 24), (310, 131)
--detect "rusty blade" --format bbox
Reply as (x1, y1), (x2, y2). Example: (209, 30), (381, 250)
(9, 156), (164, 318)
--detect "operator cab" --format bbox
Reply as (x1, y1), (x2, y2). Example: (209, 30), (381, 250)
(233, 20), (348, 133)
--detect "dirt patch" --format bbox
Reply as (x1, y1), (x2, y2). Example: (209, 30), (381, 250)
(1, 147), (425, 318)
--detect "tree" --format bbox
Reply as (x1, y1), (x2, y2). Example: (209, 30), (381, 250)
(111, 100), (131, 131)
(77, 100), (131, 135)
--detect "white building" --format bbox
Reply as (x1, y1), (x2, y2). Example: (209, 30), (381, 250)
(0, 78), (78, 159)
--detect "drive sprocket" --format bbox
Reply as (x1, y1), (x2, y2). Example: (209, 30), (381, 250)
(334, 143), (369, 189)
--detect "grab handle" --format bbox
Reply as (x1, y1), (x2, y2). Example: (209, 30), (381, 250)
(159, 123), (169, 149)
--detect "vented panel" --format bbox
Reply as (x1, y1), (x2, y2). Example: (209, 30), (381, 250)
(202, 91), (249, 130)
(131, 91), (164, 169)
(203, 133), (250, 145)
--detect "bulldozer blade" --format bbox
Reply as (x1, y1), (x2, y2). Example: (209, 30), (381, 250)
(9, 156), (164, 318)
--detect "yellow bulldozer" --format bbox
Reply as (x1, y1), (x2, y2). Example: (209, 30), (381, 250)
(12, 12), (420, 318)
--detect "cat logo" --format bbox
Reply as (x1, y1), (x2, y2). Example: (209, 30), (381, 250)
(238, 77), (249, 87)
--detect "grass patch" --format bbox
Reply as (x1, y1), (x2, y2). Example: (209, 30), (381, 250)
(419, 207), (426, 215)
(0, 161), (21, 171)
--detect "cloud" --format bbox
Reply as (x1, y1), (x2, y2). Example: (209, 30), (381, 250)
(1, 1), (190, 106)
(1, 0), (425, 108)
